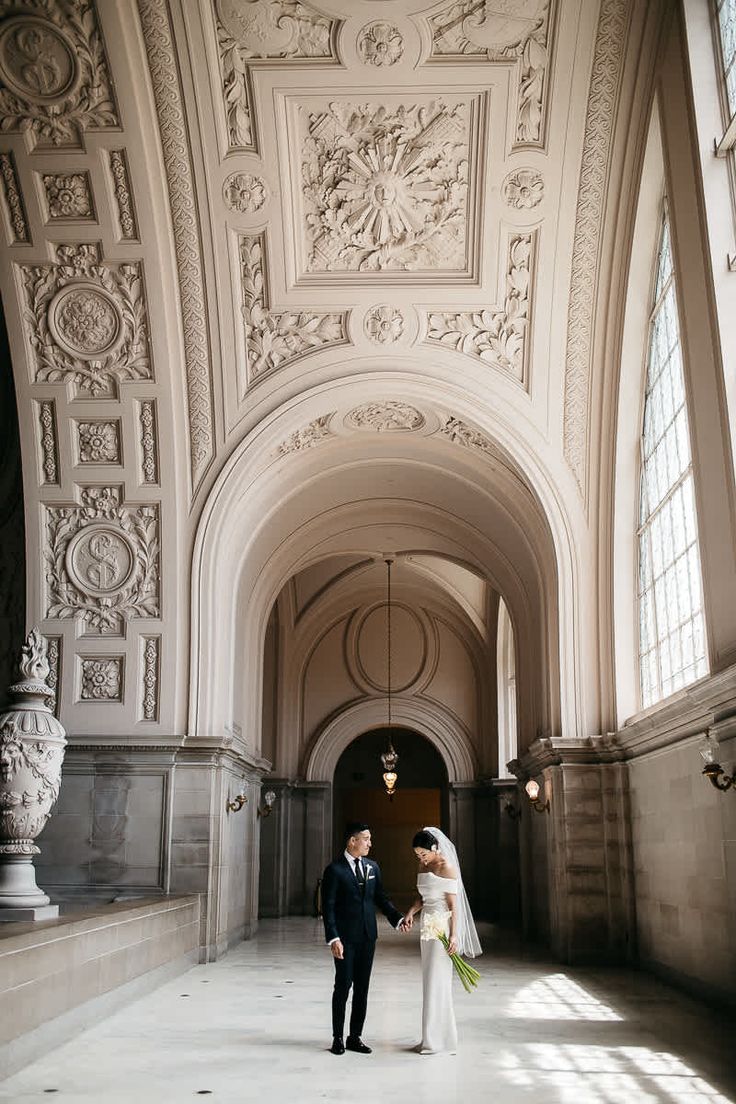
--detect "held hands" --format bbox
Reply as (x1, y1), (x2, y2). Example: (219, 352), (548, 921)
(399, 914), (414, 933)
(331, 939), (344, 960)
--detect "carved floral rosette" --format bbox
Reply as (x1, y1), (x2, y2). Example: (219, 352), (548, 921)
(20, 243), (151, 397)
(0, 631), (66, 907)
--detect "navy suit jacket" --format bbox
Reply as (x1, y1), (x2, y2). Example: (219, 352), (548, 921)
(322, 856), (403, 944)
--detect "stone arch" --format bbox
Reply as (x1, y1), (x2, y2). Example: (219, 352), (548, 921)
(303, 697), (478, 784)
(189, 373), (580, 759)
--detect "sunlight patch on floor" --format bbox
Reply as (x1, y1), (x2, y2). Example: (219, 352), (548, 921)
(499, 1043), (733, 1103)
(506, 973), (623, 1021)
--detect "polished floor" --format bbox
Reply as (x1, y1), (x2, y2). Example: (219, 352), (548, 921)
(1, 918), (734, 1103)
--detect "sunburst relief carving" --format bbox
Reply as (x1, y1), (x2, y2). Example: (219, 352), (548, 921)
(299, 99), (473, 274)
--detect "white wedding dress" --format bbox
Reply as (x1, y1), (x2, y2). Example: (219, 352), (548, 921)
(417, 871), (458, 1054)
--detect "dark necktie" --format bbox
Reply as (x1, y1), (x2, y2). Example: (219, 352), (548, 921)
(354, 858), (365, 890)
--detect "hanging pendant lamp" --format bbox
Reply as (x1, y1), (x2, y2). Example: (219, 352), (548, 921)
(380, 557), (398, 798)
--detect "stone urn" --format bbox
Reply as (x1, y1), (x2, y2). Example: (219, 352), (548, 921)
(0, 629), (66, 919)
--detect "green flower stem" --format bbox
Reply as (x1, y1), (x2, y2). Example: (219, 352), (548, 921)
(436, 932), (480, 991)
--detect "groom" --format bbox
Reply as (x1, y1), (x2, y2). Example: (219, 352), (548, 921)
(322, 822), (404, 1055)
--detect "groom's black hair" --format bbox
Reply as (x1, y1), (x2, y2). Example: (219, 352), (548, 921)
(344, 821), (370, 843)
(412, 829), (438, 849)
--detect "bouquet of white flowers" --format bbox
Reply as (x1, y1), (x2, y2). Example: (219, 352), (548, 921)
(421, 914), (481, 993)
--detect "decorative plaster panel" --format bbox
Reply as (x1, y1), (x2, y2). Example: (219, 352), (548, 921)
(141, 635), (159, 720)
(75, 420), (121, 464)
(44, 486), (160, 633)
(79, 655), (123, 701)
(295, 97), (476, 277)
(345, 402), (424, 432)
(277, 413), (334, 455)
(216, 0), (338, 152)
(364, 305), (404, 344)
(224, 171), (267, 214)
(0, 0), (118, 146)
(502, 168), (544, 208)
(424, 232), (534, 381)
(37, 399), (59, 485)
(43, 634), (61, 716)
(18, 243), (151, 397)
(440, 415), (498, 458)
(137, 0), (214, 493)
(563, 0), (631, 497)
(108, 149), (138, 240)
(0, 150), (28, 242)
(138, 400), (158, 484)
(41, 172), (93, 220)
(240, 234), (347, 382)
(357, 22), (403, 68)
(428, 0), (554, 147)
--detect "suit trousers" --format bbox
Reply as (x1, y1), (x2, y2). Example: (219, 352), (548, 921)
(331, 939), (376, 1038)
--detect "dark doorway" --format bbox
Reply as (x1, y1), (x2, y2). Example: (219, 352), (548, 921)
(333, 727), (448, 912)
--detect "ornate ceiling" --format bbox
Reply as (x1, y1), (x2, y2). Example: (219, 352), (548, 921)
(0, 0), (639, 741)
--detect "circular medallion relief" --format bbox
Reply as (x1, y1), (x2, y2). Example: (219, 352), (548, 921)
(357, 22), (404, 67)
(65, 525), (135, 598)
(0, 16), (79, 103)
(356, 603), (426, 693)
(48, 284), (123, 361)
(223, 172), (267, 214)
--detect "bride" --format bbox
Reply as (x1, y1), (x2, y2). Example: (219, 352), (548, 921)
(402, 827), (481, 1054)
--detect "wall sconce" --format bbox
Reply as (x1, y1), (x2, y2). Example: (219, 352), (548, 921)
(257, 790), (277, 817)
(226, 791), (248, 813)
(699, 730), (735, 792)
(525, 778), (549, 813)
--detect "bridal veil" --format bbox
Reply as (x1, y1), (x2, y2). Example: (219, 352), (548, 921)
(424, 826), (482, 957)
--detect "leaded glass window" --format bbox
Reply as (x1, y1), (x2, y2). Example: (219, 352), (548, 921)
(637, 214), (708, 708)
(716, 0), (736, 120)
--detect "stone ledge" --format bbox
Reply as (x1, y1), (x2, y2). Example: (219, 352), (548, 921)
(0, 895), (200, 1071)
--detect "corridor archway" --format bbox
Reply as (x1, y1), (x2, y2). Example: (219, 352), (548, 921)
(333, 727), (447, 912)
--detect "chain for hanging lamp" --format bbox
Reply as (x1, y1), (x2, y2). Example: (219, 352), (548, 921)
(380, 557), (398, 798)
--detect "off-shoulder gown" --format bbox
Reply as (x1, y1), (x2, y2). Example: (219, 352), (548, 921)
(416, 871), (458, 1054)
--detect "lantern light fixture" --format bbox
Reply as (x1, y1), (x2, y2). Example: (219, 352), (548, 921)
(381, 556), (399, 799)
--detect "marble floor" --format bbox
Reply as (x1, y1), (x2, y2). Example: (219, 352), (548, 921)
(1, 918), (734, 1104)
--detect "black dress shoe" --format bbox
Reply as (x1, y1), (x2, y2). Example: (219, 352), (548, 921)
(346, 1037), (372, 1054)
(330, 1037), (345, 1055)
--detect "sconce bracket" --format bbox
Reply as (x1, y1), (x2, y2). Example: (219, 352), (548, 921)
(226, 793), (248, 813)
(702, 764), (735, 792)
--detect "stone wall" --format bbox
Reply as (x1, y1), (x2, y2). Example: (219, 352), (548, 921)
(629, 735), (736, 1003)
(0, 896), (199, 1078)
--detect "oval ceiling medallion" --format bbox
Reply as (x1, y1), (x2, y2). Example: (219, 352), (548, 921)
(355, 602), (426, 693)
(345, 402), (425, 432)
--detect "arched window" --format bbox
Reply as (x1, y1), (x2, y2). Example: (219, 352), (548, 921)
(715, 0), (736, 122)
(637, 212), (709, 708)
(496, 597), (517, 776)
